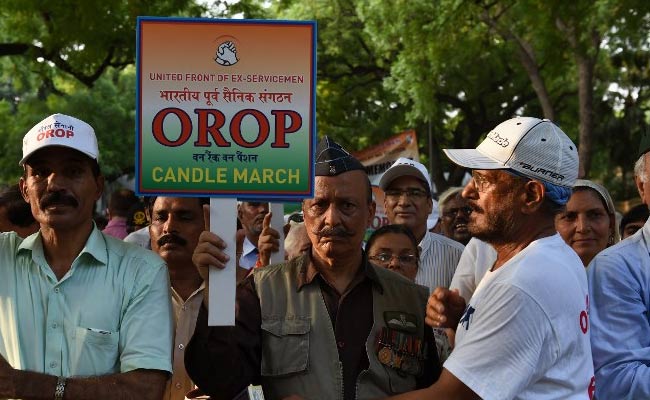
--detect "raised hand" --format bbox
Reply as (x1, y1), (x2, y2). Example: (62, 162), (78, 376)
(425, 287), (467, 330)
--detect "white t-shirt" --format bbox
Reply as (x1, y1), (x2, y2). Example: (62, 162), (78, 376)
(449, 238), (496, 302)
(444, 234), (594, 400)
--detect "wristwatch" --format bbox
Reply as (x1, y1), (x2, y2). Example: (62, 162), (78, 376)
(54, 376), (66, 399)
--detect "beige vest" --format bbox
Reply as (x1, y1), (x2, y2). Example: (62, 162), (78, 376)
(253, 255), (429, 400)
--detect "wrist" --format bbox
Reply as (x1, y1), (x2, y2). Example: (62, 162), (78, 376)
(54, 376), (67, 399)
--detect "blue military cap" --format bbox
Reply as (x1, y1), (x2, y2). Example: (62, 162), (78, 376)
(314, 136), (365, 176)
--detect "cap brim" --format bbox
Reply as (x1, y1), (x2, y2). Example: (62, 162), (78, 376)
(379, 165), (430, 192)
(443, 149), (507, 170)
(19, 144), (97, 166)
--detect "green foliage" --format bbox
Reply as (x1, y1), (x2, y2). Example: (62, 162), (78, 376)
(1, 0), (649, 204)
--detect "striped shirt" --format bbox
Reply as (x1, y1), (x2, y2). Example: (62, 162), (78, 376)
(416, 231), (465, 293)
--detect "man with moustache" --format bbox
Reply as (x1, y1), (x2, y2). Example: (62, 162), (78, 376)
(0, 114), (173, 399)
(185, 137), (441, 400)
(388, 117), (593, 400)
(148, 196), (208, 400)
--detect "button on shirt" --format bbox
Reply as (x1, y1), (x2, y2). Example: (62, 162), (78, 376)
(0, 228), (174, 377)
(164, 284), (204, 400)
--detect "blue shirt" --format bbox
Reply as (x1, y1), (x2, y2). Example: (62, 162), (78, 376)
(0, 226), (173, 377)
(588, 218), (650, 399)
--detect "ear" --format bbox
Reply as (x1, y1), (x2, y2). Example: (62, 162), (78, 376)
(635, 175), (646, 201)
(521, 180), (545, 214)
(366, 200), (377, 227)
(94, 175), (105, 202)
(19, 177), (29, 203)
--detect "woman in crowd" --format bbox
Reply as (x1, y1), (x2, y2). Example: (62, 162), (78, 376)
(365, 224), (454, 362)
(365, 224), (420, 281)
(555, 179), (620, 267)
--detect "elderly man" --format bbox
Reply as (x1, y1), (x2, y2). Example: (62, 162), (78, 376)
(588, 132), (650, 398)
(185, 137), (440, 400)
(379, 158), (464, 292)
(0, 114), (173, 399)
(437, 187), (472, 245)
(389, 117), (594, 399)
(148, 196), (208, 400)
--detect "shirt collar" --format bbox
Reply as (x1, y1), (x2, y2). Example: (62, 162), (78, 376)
(241, 236), (257, 257)
(418, 231), (432, 255)
(296, 250), (383, 293)
(171, 281), (206, 304)
(18, 222), (108, 267)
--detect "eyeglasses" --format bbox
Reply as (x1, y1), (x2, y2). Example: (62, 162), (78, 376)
(384, 188), (429, 200)
(471, 171), (492, 192)
(287, 213), (304, 223)
(369, 253), (418, 266)
(442, 206), (472, 218)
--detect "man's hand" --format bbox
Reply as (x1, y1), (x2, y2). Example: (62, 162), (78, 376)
(0, 354), (16, 398)
(426, 287), (467, 330)
(193, 204), (231, 308)
(257, 212), (280, 267)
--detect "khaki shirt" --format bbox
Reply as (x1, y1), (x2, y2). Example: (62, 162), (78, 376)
(164, 284), (204, 400)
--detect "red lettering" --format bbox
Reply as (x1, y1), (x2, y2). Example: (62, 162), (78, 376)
(588, 376), (595, 399)
(270, 110), (302, 148)
(152, 108), (192, 147)
(580, 294), (589, 334)
(149, 107), (298, 149)
(580, 311), (588, 334)
(230, 109), (269, 148)
(194, 109), (229, 147)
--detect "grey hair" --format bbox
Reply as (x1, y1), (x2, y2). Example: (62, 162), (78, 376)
(635, 154), (647, 183)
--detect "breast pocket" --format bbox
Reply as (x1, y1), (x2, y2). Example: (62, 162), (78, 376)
(70, 326), (120, 375)
(260, 317), (310, 376)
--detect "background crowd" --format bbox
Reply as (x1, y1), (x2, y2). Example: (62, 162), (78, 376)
(1, 113), (650, 400)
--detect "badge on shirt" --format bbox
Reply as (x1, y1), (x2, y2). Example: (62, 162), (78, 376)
(374, 326), (426, 376)
(384, 311), (418, 334)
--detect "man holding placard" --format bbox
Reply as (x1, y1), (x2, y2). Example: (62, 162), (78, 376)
(185, 137), (441, 400)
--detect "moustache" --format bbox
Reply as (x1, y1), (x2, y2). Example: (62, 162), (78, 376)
(40, 192), (78, 209)
(312, 226), (354, 238)
(157, 233), (187, 247)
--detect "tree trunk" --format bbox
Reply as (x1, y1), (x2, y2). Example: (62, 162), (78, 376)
(576, 56), (595, 178)
(480, 10), (555, 120)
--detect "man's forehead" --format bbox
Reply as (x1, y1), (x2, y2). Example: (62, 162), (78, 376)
(153, 197), (201, 211)
(26, 147), (89, 165)
(386, 175), (428, 190)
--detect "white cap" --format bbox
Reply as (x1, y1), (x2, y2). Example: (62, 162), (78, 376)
(20, 113), (99, 166)
(379, 157), (433, 195)
(443, 117), (578, 188)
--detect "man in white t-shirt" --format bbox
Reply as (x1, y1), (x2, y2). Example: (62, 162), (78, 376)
(387, 117), (594, 400)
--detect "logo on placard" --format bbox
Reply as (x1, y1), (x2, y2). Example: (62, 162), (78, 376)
(214, 40), (239, 66)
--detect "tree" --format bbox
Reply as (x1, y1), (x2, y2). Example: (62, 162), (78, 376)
(0, 0), (206, 87)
